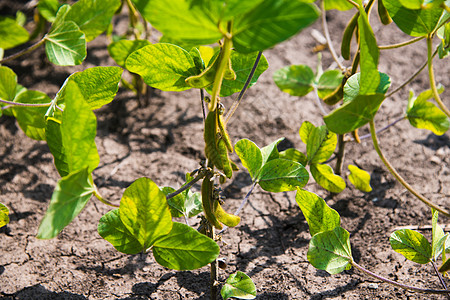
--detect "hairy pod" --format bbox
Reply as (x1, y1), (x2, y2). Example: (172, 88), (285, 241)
(213, 200), (240, 228)
(204, 111), (224, 170)
(378, 0), (392, 25)
(217, 109), (233, 153)
(185, 53), (220, 88)
(323, 78), (344, 105)
(201, 175), (223, 230)
(217, 138), (233, 178)
(341, 13), (359, 60)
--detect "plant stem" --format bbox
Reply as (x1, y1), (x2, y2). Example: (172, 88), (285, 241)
(345, 0), (359, 9)
(369, 119), (450, 217)
(0, 39), (45, 64)
(321, 0), (346, 72)
(218, 181), (257, 235)
(432, 261), (450, 299)
(0, 99), (52, 107)
(208, 223), (218, 300)
(378, 36), (425, 50)
(351, 260), (450, 294)
(209, 22), (233, 111)
(356, 116), (406, 141)
(334, 134), (346, 175)
(165, 170), (205, 200)
(93, 185), (119, 208)
(224, 51), (262, 124)
(427, 35), (450, 117)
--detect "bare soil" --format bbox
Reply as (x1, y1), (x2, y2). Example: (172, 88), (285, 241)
(1, 4), (449, 300)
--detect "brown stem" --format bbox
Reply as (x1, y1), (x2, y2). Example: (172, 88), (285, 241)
(334, 134), (346, 175)
(0, 39), (45, 64)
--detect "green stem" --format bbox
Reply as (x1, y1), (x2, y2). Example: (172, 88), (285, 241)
(369, 119), (450, 217)
(351, 261), (450, 295)
(378, 36), (425, 50)
(209, 224), (218, 300)
(345, 0), (359, 8)
(166, 170), (205, 200)
(0, 99), (51, 107)
(0, 38), (45, 64)
(427, 35), (450, 118)
(209, 22), (233, 111)
(93, 185), (119, 208)
(321, 0), (346, 72)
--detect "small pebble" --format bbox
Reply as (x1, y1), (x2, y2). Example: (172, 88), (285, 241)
(372, 197), (379, 203)
(430, 156), (441, 165)
(368, 283), (378, 289)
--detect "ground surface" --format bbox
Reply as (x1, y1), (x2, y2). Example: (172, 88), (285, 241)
(1, 3), (450, 300)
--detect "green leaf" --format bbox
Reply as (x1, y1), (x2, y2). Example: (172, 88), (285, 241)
(299, 121), (315, 144)
(98, 209), (144, 254)
(37, 167), (94, 239)
(317, 70), (344, 99)
(439, 257), (450, 273)
(390, 229), (432, 264)
(306, 126), (337, 164)
(38, 0), (63, 22)
(12, 91), (52, 140)
(348, 164), (372, 192)
(0, 203), (9, 228)
(358, 6), (380, 95)
(343, 72), (391, 103)
(46, 81), (99, 176)
(279, 148), (308, 166)
(324, 93), (385, 134)
(273, 65), (314, 97)
(162, 187), (185, 218)
(383, 0), (444, 36)
(310, 163), (346, 193)
(126, 43), (198, 91)
(163, 187), (203, 219)
(407, 88), (450, 135)
(432, 209), (445, 260)
(152, 222), (219, 270)
(324, 0), (354, 11)
(132, 0), (222, 45)
(65, 0), (121, 42)
(261, 137), (284, 165)
(108, 40), (151, 67)
(399, 0), (423, 9)
(307, 227), (353, 274)
(119, 178), (173, 249)
(221, 271), (257, 300)
(57, 66), (123, 110)
(0, 66), (18, 102)
(257, 159), (309, 193)
(235, 139), (263, 180)
(206, 51), (269, 97)
(0, 17), (29, 50)
(295, 189), (340, 236)
(45, 21), (87, 66)
(233, 0), (319, 53)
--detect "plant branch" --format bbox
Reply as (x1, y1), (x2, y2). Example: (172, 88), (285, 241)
(334, 134), (346, 175)
(356, 116), (406, 141)
(386, 47), (438, 98)
(345, 0), (359, 9)
(432, 260), (450, 299)
(0, 99), (51, 107)
(218, 181), (257, 234)
(321, 0), (346, 72)
(378, 36), (425, 50)
(427, 35), (450, 117)
(369, 119), (450, 217)
(93, 185), (119, 208)
(351, 260), (450, 294)
(224, 51), (262, 124)
(166, 170), (205, 200)
(0, 39), (45, 64)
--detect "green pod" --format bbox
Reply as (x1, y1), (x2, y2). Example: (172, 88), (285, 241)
(378, 0), (392, 25)
(217, 110), (233, 153)
(201, 175), (223, 230)
(213, 200), (240, 228)
(204, 111), (224, 170)
(217, 138), (233, 178)
(341, 12), (359, 60)
(323, 79), (344, 105)
(185, 52), (220, 88)
(439, 258), (450, 273)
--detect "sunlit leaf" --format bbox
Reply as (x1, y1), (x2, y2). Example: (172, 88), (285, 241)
(296, 189), (340, 236)
(153, 222), (219, 270)
(0, 203), (9, 228)
(221, 271), (257, 300)
(0, 66), (18, 102)
(306, 126), (337, 164)
(343, 72), (391, 103)
(390, 229), (432, 264)
(348, 164), (372, 192)
(307, 227), (353, 274)
(432, 209), (446, 260)
(310, 163), (346, 193)
(126, 43), (197, 91)
(38, 0), (63, 22)
(13, 91), (51, 140)
(299, 121), (315, 145)
(235, 139), (263, 180)
(37, 167), (94, 239)
(260, 137), (284, 165)
(279, 148), (308, 166)
(0, 17), (29, 50)
(98, 209), (144, 254)
(108, 39), (151, 67)
(317, 70), (344, 99)
(324, 0), (354, 11)
(257, 159), (309, 193)
(119, 178), (173, 249)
